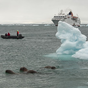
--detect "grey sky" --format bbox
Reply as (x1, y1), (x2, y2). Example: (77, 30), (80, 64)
(0, 0), (88, 24)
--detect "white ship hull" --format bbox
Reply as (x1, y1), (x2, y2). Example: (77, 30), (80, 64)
(52, 20), (59, 26)
(52, 10), (81, 27)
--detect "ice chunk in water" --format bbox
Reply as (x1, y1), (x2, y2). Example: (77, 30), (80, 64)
(56, 21), (88, 59)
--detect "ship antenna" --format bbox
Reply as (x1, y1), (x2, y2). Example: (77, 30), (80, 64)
(59, 10), (63, 15)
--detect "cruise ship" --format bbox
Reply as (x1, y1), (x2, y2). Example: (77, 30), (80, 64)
(52, 10), (81, 27)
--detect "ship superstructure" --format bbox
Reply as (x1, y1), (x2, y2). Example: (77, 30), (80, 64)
(52, 10), (81, 27)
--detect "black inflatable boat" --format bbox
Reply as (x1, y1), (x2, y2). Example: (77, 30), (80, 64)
(1, 34), (24, 39)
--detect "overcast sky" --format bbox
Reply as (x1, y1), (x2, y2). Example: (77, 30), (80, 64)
(0, 0), (88, 24)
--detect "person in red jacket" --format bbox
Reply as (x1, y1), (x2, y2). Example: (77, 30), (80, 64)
(17, 30), (19, 36)
(7, 32), (10, 36)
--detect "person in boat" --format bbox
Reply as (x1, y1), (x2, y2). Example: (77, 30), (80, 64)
(17, 30), (19, 36)
(5, 33), (7, 36)
(7, 32), (10, 36)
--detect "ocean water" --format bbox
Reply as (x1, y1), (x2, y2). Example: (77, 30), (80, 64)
(0, 24), (88, 88)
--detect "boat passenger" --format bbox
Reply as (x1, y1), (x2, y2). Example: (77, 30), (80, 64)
(7, 32), (10, 36)
(19, 34), (22, 37)
(17, 30), (19, 36)
(5, 33), (7, 36)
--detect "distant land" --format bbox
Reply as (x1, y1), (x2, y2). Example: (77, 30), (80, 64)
(0, 23), (88, 27)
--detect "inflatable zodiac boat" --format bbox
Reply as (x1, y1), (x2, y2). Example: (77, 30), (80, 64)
(1, 34), (24, 39)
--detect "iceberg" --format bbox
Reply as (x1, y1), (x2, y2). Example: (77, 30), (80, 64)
(56, 21), (88, 59)
(72, 42), (88, 59)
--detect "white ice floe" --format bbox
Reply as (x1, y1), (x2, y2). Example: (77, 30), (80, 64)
(56, 21), (88, 59)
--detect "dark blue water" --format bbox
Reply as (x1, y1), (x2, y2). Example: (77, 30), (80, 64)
(0, 24), (88, 88)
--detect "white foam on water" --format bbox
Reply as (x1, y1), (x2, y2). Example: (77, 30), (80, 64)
(56, 21), (88, 59)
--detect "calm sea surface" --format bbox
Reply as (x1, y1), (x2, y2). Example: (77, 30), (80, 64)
(0, 24), (88, 88)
